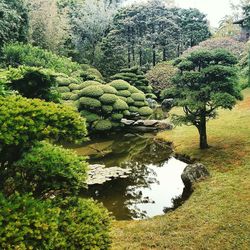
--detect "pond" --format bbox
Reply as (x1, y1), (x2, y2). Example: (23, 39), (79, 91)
(68, 133), (189, 220)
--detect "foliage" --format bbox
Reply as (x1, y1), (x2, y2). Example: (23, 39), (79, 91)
(79, 85), (104, 97)
(78, 97), (102, 108)
(183, 37), (246, 60)
(11, 141), (88, 197)
(0, 193), (112, 250)
(93, 119), (113, 131)
(138, 107), (153, 116)
(109, 79), (131, 90)
(0, 0), (29, 48)
(146, 61), (178, 94)
(166, 49), (242, 149)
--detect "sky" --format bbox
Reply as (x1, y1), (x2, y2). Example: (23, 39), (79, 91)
(124, 0), (241, 28)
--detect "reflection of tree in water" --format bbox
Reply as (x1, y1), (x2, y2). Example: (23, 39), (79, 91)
(82, 133), (173, 220)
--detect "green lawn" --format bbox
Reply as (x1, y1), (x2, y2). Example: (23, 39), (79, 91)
(111, 88), (250, 250)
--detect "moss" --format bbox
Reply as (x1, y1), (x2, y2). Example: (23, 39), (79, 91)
(58, 86), (70, 93)
(79, 85), (104, 98)
(80, 110), (101, 123)
(69, 83), (81, 91)
(131, 93), (145, 101)
(101, 85), (118, 94)
(102, 105), (113, 113)
(99, 94), (118, 104)
(129, 106), (139, 112)
(117, 90), (131, 97)
(109, 80), (130, 90)
(113, 99), (129, 111)
(134, 101), (147, 107)
(78, 97), (101, 108)
(138, 107), (153, 116)
(111, 113), (124, 120)
(94, 120), (112, 131)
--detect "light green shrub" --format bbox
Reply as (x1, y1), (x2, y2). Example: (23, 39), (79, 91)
(117, 90), (131, 97)
(131, 93), (145, 101)
(99, 94), (118, 104)
(118, 96), (127, 102)
(58, 86), (70, 93)
(134, 101), (147, 107)
(102, 105), (113, 113)
(80, 110), (101, 122)
(70, 94), (79, 101)
(79, 81), (102, 90)
(78, 97), (101, 108)
(123, 110), (130, 116)
(69, 83), (81, 91)
(113, 99), (129, 111)
(79, 85), (104, 97)
(109, 80), (130, 90)
(101, 85), (118, 94)
(93, 120), (112, 131)
(112, 113), (124, 120)
(146, 93), (157, 99)
(138, 107), (153, 116)
(128, 86), (141, 93)
(61, 92), (73, 100)
(129, 106), (139, 112)
(126, 97), (134, 104)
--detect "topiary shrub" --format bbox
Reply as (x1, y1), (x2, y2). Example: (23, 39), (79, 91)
(99, 93), (118, 104)
(79, 85), (104, 98)
(69, 83), (82, 91)
(58, 86), (70, 93)
(12, 141), (87, 196)
(126, 97), (134, 104)
(113, 99), (129, 111)
(78, 97), (102, 109)
(61, 92), (74, 100)
(118, 96), (127, 102)
(129, 106), (139, 112)
(102, 105), (113, 113)
(70, 94), (79, 101)
(123, 110), (131, 116)
(80, 110), (101, 123)
(93, 120), (112, 131)
(134, 101), (147, 107)
(109, 80), (130, 90)
(138, 107), (154, 116)
(79, 81), (102, 90)
(131, 93), (145, 101)
(101, 85), (118, 94)
(128, 86), (141, 93)
(117, 90), (131, 97)
(112, 113), (124, 120)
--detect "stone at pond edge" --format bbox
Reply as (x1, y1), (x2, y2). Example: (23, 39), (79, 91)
(181, 163), (210, 190)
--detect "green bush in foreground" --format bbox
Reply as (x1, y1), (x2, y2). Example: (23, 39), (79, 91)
(93, 120), (113, 131)
(0, 193), (112, 250)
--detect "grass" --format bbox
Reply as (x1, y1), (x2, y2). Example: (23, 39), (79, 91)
(111, 88), (250, 250)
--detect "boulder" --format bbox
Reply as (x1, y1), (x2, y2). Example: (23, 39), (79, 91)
(181, 163), (210, 189)
(161, 98), (174, 112)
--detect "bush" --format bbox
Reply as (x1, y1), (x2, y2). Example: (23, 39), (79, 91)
(146, 61), (178, 91)
(138, 107), (153, 116)
(69, 83), (82, 91)
(131, 93), (145, 101)
(102, 105), (113, 113)
(79, 85), (104, 98)
(129, 106), (139, 112)
(12, 141), (88, 196)
(113, 99), (129, 111)
(134, 101), (147, 107)
(117, 90), (131, 97)
(56, 76), (80, 87)
(79, 81), (102, 89)
(80, 110), (101, 122)
(126, 97), (134, 104)
(61, 92), (73, 100)
(58, 86), (70, 93)
(93, 120), (112, 131)
(101, 85), (118, 94)
(112, 113), (124, 120)
(99, 94), (118, 104)
(78, 97), (102, 108)
(123, 110), (131, 116)
(128, 86), (141, 93)
(109, 80), (130, 90)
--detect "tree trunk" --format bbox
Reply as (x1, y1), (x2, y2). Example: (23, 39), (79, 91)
(163, 47), (166, 61)
(139, 48), (142, 67)
(198, 114), (209, 149)
(152, 43), (156, 66)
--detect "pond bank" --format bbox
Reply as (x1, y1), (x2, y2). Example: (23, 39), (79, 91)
(111, 89), (250, 249)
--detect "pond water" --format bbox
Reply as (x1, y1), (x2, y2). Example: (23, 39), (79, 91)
(68, 133), (188, 220)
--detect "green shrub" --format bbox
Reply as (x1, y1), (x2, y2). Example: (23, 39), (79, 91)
(123, 110), (131, 116)
(131, 93), (145, 101)
(113, 99), (129, 111)
(118, 96), (127, 102)
(12, 141), (87, 196)
(117, 90), (131, 97)
(112, 113), (124, 120)
(146, 93), (157, 99)
(79, 85), (104, 97)
(109, 80), (130, 90)
(69, 83), (81, 91)
(78, 97), (102, 108)
(79, 80), (102, 89)
(126, 97), (134, 104)
(134, 101), (147, 107)
(70, 94), (79, 101)
(72, 90), (80, 94)
(128, 86), (141, 93)
(80, 110), (101, 122)
(99, 94), (118, 104)
(56, 76), (80, 87)
(138, 107), (153, 116)
(101, 85), (118, 94)
(102, 105), (113, 113)
(129, 106), (139, 112)
(61, 92), (73, 100)
(111, 122), (121, 128)
(93, 120), (112, 131)
(58, 86), (70, 93)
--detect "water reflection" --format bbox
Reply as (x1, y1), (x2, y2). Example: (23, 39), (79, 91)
(68, 133), (187, 220)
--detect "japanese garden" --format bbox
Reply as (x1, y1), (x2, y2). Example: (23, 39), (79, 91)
(0, 0), (249, 249)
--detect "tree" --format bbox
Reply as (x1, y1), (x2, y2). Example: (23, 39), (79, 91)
(167, 49), (242, 149)
(0, 0), (29, 48)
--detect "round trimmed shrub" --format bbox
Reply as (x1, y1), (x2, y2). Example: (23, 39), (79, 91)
(93, 120), (112, 131)
(70, 94), (79, 101)
(129, 106), (139, 112)
(78, 97), (101, 108)
(102, 105), (113, 113)
(126, 97), (134, 104)
(101, 85), (118, 94)
(134, 101), (147, 107)
(79, 81), (101, 90)
(72, 90), (80, 94)
(117, 90), (131, 97)
(109, 80), (130, 90)
(58, 86), (70, 93)
(131, 93), (145, 101)
(118, 96), (127, 102)
(79, 86), (104, 97)
(146, 93), (157, 99)
(69, 83), (81, 91)
(80, 110), (101, 122)
(56, 77), (79, 86)
(99, 94), (118, 104)
(123, 110), (130, 116)
(128, 86), (141, 93)
(113, 99), (129, 111)
(112, 113), (123, 120)
(61, 92), (73, 100)
(111, 122), (121, 128)
(138, 107), (153, 116)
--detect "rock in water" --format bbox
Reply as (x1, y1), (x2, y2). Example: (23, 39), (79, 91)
(181, 163), (210, 189)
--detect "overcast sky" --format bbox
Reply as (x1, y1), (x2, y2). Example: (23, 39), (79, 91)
(124, 0), (241, 27)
